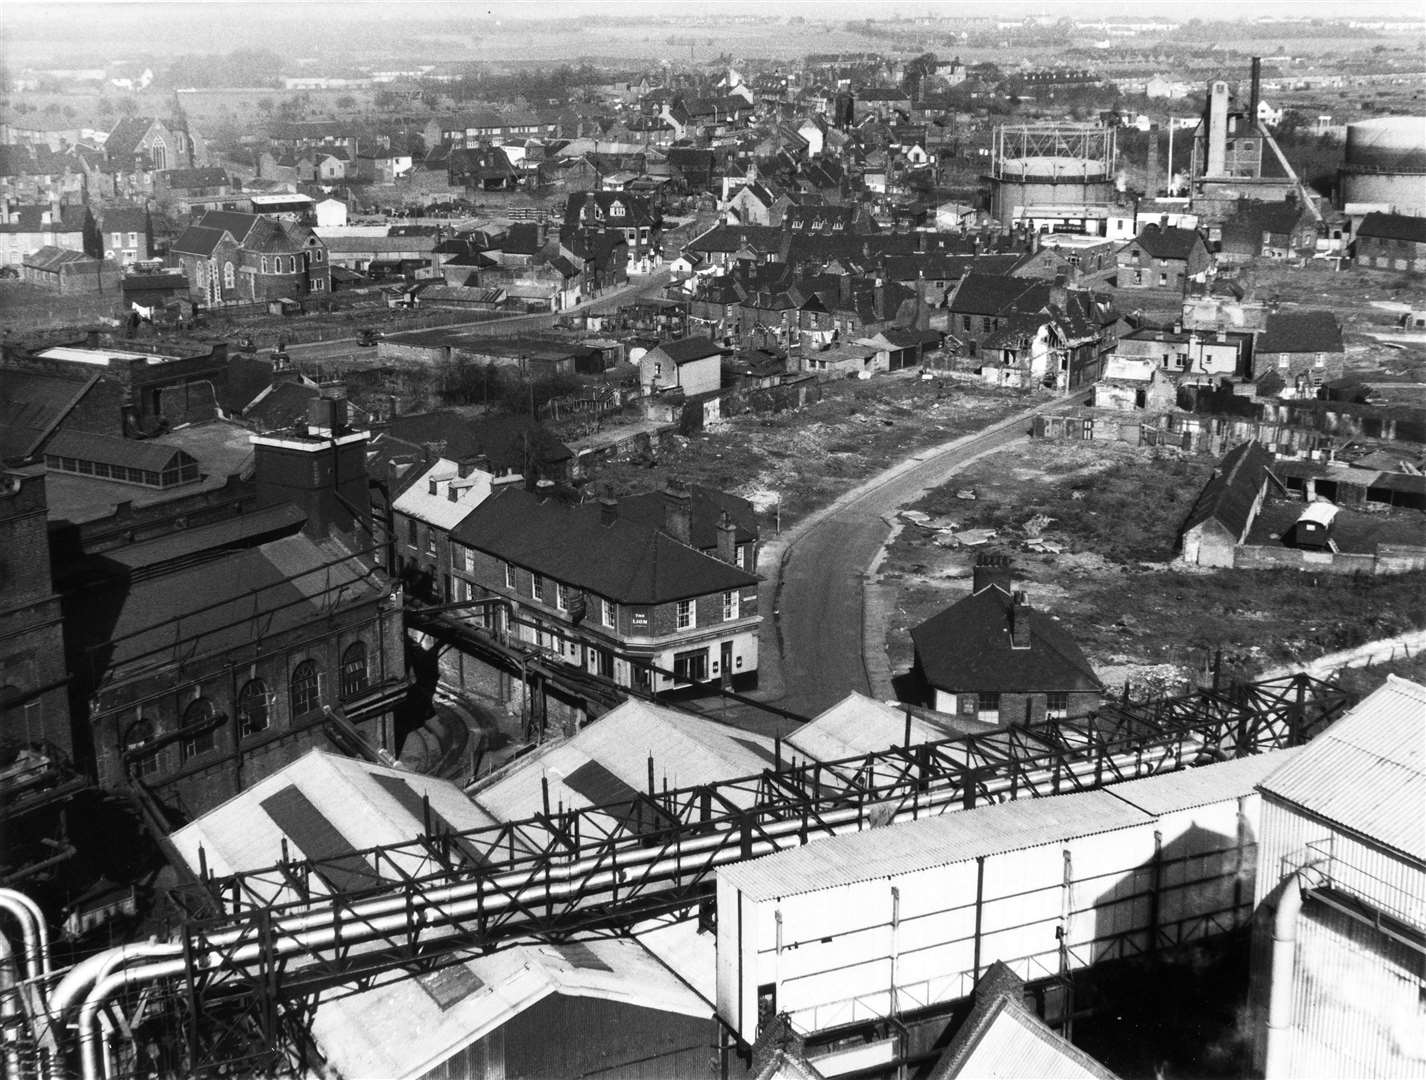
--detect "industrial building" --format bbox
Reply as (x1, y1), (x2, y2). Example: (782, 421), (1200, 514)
(986, 123), (1117, 232)
(1188, 59), (1313, 224)
(1338, 116), (1426, 218)
(1251, 675), (1426, 1080)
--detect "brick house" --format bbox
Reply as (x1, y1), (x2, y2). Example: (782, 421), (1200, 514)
(20, 246), (122, 294)
(98, 204), (153, 264)
(0, 200), (99, 268)
(449, 485), (761, 694)
(1116, 223), (1212, 290)
(1354, 212), (1426, 273)
(909, 556), (1101, 724)
(1251, 310), (1345, 389)
(639, 337), (724, 397)
(170, 209), (330, 305)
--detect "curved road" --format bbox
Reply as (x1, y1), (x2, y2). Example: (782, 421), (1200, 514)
(760, 391), (1091, 721)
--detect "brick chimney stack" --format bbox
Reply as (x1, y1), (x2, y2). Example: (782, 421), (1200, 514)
(972, 553), (1013, 595)
(1010, 591), (1032, 650)
(716, 510), (736, 563)
(662, 481), (692, 545)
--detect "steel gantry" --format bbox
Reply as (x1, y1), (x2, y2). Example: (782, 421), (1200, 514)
(22, 673), (1352, 1079)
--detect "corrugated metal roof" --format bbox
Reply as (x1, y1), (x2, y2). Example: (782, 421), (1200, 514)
(310, 935), (709, 1080)
(1103, 749), (1301, 817)
(936, 1002), (1120, 1079)
(785, 692), (953, 764)
(717, 790), (1149, 902)
(473, 699), (776, 822)
(1258, 676), (1426, 861)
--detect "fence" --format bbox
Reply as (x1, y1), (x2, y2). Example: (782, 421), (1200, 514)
(1233, 542), (1426, 575)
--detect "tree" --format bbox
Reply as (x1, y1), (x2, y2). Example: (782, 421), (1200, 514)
(257, 97), (275, 117)
(117, 97), (139, 117)
(335, 94), (356, 111)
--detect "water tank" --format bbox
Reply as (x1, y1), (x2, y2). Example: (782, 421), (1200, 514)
(1340, 116), (1426, 214)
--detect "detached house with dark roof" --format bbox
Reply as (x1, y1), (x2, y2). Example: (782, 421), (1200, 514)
(910, 556), (1101, 724)
(450, 484), (761, 694)
(170, 209), (330, 305)
(1116, 223), (1211, 291)
(639, 337), (724, 397)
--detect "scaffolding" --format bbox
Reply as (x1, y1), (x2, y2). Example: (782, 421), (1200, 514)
(23, 673), (1353, 1078)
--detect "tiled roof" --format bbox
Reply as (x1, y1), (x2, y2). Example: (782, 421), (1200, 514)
(1255, 310), (1343, 354)
(169, 225), (229, 257)
(160, 167), (230, 189)
(1258, 676), (1426, 862)
(451, 486), (756, 605)
(104, 116), (157, 160)
(99, 205), (150, 233)
(910, 585), (1101, 695)
(22, 246), (96, 271)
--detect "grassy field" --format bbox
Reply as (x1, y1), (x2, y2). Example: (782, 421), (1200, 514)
(877, 438), (1426, 696)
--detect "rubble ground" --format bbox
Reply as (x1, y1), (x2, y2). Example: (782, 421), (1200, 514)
(587, 375), (1037, 529)
(879, 439), (1426, 696)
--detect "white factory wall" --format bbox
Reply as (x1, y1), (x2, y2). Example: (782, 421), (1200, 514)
(719, 786), (1268, 1045)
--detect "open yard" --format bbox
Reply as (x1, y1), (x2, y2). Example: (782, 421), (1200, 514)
(586, 376), (1039, 531)
(878, 438), (1426, 696)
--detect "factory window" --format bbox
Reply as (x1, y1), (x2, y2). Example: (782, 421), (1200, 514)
(340, 642), (369, 699)
(125, 716), (160, 777)
(237, 679), (270, 736)
(976, 692), (1001, 723)
(291, 660), (321, 717)
(180, 696), (217, 761)
(1046, 693), (1069, 720)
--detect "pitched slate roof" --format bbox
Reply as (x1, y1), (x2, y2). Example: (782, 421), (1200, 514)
(649, 337), (724, 364)
(947, 272), (1037, 316)
(1131, 223), (1204, 260)
(160, 167), (230, 189)
(451, 486), (757, 605)
(104, 116), (159, 160)
(1181, 440), (1276, 542)
(910, 585), (1101, 695)
(1255, 310), (1343, 354)
(22, 246), (96, 271)
(0, 369), (97, 463)
(100, 205), (150, 233)
(614, 484), (757, 549)
(169, 225), (229, 257)
(1357, 211), (1426, 245)
(45, 428), (194, 472)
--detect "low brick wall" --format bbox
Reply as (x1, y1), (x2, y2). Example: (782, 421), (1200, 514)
(1234, 543), (1426, 574)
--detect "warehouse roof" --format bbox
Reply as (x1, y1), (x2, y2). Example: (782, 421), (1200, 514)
(1258, 676), (1426, 862)
(471, 698), (776, 824)
(717, 789), (1146, 901)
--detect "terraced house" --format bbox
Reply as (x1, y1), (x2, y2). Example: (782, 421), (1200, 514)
(449, 485), (761, 694)
(170, 209), (330, 305)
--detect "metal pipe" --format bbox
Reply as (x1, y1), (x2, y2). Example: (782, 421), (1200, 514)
(66, 739), (1202, 1077)
(0, 890), (50, 983)
(2, 930), (23, 1080)
(1264, 874), (1304, 1080)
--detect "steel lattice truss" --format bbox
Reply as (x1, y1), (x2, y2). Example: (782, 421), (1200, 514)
(991, 122), (1116, 174)
(104, 674), (1349, 1076)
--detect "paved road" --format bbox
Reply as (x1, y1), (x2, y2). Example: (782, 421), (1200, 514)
(283, 271), (674, 368)
(761, 390), (1092, 720)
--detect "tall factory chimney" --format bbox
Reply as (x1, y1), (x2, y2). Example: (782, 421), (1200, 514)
(1146, 126), (1161, 198)
(1249, 57), (1262, 130)
(1207, 81), (1230, 177)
